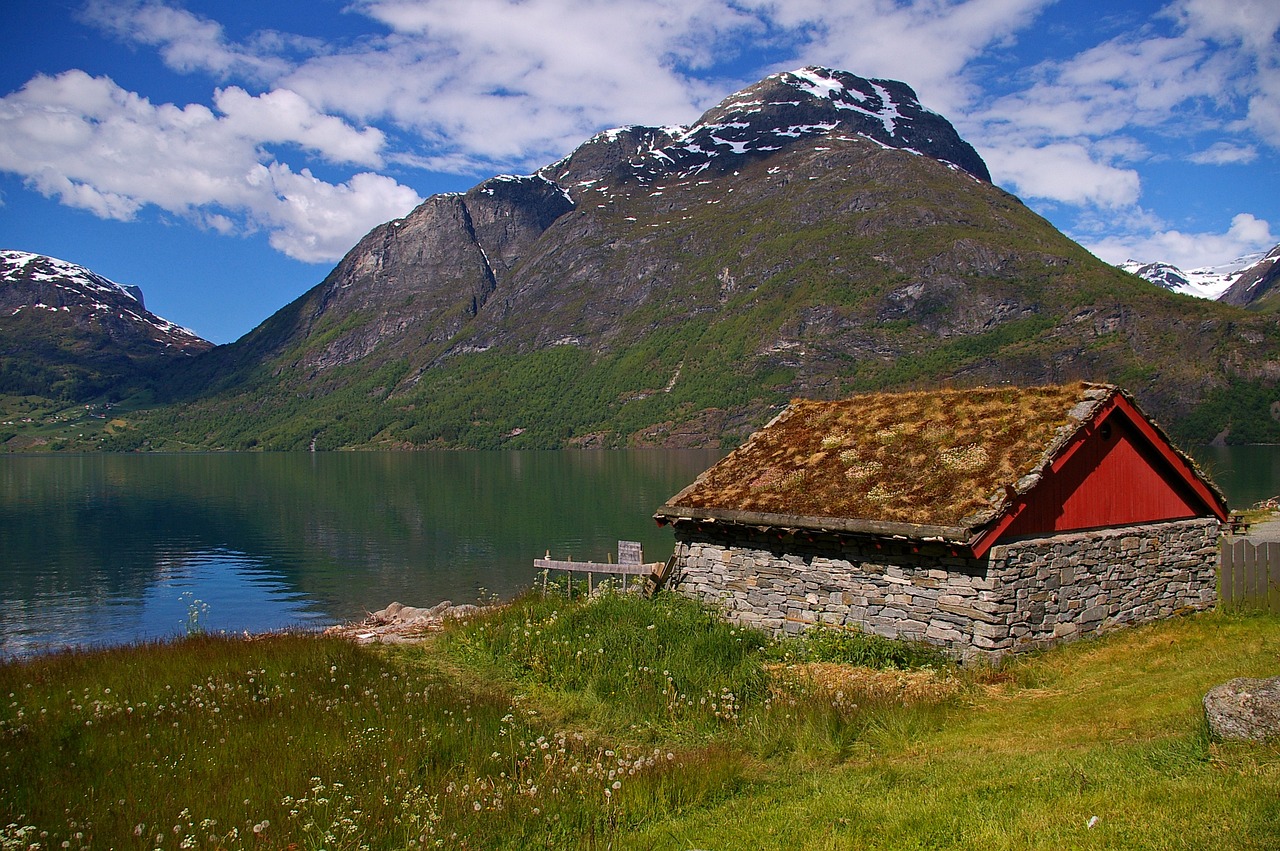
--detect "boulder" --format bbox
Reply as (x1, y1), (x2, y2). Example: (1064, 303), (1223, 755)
(1203, 676), (1280, 742)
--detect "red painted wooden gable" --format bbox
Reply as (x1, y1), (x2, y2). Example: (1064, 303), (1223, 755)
(1001, 412), (1202, 536)
(969, 394), (1227, 556)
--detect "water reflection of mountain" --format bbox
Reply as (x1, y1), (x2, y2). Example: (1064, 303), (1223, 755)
(0, 451), (721, 631)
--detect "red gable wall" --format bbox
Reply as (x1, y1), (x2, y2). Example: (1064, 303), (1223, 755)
(971, 395), (1227, 555)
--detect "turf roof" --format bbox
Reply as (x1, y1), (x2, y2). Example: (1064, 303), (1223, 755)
(663, 382), (1109, 531)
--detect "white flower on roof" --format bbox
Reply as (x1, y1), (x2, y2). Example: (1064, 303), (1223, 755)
(940, 444), (990, 472)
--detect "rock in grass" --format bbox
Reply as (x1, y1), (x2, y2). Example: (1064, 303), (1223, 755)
(1203, 676), (1280, 742)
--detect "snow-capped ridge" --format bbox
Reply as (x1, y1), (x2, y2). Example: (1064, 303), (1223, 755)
(533, 66), (989, 198)
(1, 249), (141, 304)
(1120, 248), (1274, 301)
(1, 249), (207, 347)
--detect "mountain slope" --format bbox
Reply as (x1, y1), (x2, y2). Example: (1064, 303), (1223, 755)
(1217, 244), (1280, 308)
(135, 67), (1280, 451)
(0, 250), (210, 403)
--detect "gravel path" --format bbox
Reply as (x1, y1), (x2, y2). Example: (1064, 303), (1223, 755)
(1238, 519), (1280, 542)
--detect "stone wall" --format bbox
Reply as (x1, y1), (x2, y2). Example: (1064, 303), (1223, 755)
(668, 517), (1220, 660)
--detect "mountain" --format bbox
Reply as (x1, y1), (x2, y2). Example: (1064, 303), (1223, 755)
(1216, 244), (1280, 308)
(1118, 261), (1193, 294)
(1119, 248), (1274, 300)
(0, 250), (210, 403)
(85, 68), (1280, 450)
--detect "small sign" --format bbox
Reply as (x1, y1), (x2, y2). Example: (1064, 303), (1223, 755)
(618, 540), (642, 565)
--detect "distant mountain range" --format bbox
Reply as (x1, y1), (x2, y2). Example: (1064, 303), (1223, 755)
(1119, 245), (1280, 305)
(0, 249), (209, 405)
(5, 67), (1280, 451)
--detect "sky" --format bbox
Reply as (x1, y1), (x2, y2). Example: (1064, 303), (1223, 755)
(1, 0), (1277, 344)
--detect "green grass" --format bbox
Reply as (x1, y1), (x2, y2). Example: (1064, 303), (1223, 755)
(439, 592), (772, 739)
(2, 597), (1278, 849)
(623, 611), (1280, 850)
(767, 622), (952, 669)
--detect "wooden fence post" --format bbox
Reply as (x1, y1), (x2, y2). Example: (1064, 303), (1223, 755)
(1269, 542), (1280, 615)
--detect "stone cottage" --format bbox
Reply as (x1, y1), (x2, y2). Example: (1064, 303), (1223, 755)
(653, 383), (1229, 659)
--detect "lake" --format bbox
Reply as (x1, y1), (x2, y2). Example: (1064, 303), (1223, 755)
(1, 446), (1274, 657)
(0, 450), (720, 656)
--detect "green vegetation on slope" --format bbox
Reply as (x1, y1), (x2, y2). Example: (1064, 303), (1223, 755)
(3, 594), (1278, 849)
(57, 137), (1277, 452)
(1175, 377), (1280, 445)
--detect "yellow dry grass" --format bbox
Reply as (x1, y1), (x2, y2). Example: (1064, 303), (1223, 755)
(768, 661), (967, 707)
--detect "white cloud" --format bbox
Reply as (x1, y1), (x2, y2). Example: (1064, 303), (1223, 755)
(79, 0), (294, 81)
(985, 142), (1140, 207)
(1174, 0), (1280, 142)
(27, 0), (1277, 273)
(738, 0), (1054, 115)
(278, 0), (760, 172)
(257, 165), (423, 261)
(1168, 0), (1280, 56)
(962, 0), (1278, 232)
(969, 0), (1280, 171)
(212, 87), (386, 166)
(1086, 212), (1275, 269)
(1189, 142), (1258, 165)
(976, 35), (1234, 145)
(0, 71), (420, 262)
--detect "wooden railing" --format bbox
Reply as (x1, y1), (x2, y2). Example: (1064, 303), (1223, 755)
(535, 540), (666, 596)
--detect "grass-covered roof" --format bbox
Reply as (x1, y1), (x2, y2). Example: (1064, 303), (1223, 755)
(660, 382), (1115, 533)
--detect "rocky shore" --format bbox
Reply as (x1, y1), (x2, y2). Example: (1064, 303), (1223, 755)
(322, 600), (487, 645)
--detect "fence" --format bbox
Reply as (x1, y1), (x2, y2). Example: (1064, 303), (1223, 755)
(534, 541), (664, 597)
(1219, 538), (1280, 613)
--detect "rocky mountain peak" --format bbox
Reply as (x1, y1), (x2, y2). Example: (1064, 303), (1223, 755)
(540, 66), (990, 197)
(1120, 260), (1191, 293)
(251, 66), (1006, 380)
(1120, 244), (1280, 303)
(538, 125), (681, 188)
(670, 67), (990, 182)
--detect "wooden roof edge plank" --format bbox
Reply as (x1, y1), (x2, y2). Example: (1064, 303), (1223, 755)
(653, 504), (971, 542)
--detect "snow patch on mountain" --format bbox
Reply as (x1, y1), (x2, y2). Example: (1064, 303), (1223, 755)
(587, 66), (989, 189)
(1120, 250), (1268, 300)
(1, 249), (207, 346)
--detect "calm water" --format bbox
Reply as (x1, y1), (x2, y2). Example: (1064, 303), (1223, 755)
(1, 446), (1274, 657)
(0, 450), (721, 657)
(1187, 445), (1280, 509)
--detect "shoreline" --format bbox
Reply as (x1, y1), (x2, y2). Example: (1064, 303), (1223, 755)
(321, 600), (488, 644)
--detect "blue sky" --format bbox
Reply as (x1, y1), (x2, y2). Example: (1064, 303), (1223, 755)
(1, 0), (1277, 344)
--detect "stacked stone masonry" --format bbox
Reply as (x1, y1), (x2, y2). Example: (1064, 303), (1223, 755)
(669, 518), (1220, 660)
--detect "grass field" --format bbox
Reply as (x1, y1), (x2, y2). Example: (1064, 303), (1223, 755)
(2, 593), (1277, 849)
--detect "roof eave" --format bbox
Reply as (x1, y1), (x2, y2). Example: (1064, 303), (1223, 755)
(653, 504), (974, 544)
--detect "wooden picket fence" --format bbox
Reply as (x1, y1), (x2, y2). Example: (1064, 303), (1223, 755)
(1219, 538), (1280, 613)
